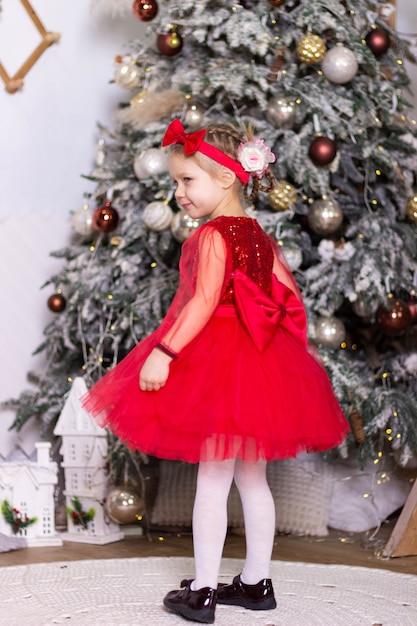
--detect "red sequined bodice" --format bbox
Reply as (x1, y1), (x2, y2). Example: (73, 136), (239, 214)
(209, 216), (274, 305)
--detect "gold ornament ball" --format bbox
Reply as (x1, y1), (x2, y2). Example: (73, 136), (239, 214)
(405, 195), (417, 223)
(105, 486), (144, 525)
(296, 34), (326, 65)
(269, 180), (297, 211)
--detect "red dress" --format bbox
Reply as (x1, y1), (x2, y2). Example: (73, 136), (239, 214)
(82, 216), (349, 463)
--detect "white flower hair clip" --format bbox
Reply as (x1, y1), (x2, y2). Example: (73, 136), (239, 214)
(237, 137), (276, 179)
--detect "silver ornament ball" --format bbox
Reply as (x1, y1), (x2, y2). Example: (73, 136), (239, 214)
(184, 102), (205, 128)
(105, 486), (144, 525)
(266, 96), (296, 129)
(351, 295), (379, 318)
(314, 315), (346, 349)
(171, 210), (206, 243)
(307, 198), (344, 235)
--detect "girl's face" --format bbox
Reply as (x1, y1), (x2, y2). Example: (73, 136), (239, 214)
(169, 153), (232, 220)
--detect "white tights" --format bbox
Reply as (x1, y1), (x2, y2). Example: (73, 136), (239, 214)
(191, 458), (276, 590)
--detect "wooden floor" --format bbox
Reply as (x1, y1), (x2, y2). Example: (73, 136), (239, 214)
(2, 517), (417, 576)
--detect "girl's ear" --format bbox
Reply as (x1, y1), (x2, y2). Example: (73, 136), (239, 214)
(219, 167), (236, 189)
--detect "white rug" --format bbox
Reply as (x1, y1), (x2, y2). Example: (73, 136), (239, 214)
(0, 557), (416, 626)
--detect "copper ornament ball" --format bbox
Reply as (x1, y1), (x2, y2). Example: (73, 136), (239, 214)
(375, 299), (411, 335)
(157, 30), (183, 57)
(93, 202), (120, 233)
(407, 294), (417, 325)
(365, 28), (390, 57)
(308, 136), (337, 166)
(132, 0), (158, 21)
(268, 0), (286, 6)
(47, 293), (66, 313)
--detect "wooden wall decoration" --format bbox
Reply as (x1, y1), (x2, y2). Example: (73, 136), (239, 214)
(0, 0), (60, 94)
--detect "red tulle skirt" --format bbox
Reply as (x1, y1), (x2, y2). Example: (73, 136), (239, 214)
(82, 305), (349, 463)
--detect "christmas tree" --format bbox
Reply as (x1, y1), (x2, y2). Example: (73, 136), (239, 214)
(6, 0), (417, 477)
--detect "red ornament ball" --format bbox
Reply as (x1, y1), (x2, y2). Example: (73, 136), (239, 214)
(157, 30), (183, 57)
(133, 0), (158, 21)
(93, 201), (120, 233)
(268, 0), (286, 5)
(365, 28), (390, 57)
(308, 136), (337, 166)
(47, 293), (66, 313)
(375, 298), (412, 336)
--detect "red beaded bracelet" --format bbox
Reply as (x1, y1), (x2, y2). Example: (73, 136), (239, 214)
(155, 342), (179, 360)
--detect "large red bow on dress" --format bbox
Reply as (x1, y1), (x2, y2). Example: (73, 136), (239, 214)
(162, 118), (206, 155)
(234, 269), (307, 352)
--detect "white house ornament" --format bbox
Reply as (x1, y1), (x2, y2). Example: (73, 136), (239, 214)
(321, 45), (358, 84)
(142, 201), (174, 231)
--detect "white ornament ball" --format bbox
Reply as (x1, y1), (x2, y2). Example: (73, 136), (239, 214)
(71, 204), (95, 237)
(307, 198), (344, 236)
(142, 201), (174, 231)
(281, 246), (303, 271)
(114, 55), (142, 89)
(321, 45), (358, 84)
(314, 315), (346, 349)
(134, 148), (168, 179)
(171, 210), (206, 243)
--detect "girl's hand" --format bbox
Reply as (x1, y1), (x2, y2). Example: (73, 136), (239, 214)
(139, 348), (173, 391)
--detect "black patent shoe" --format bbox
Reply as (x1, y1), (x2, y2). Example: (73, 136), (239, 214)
(163, 579), (217, 623)
(217, 573), (276, 610)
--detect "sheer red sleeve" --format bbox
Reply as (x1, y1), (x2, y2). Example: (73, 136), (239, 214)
(160, 225), (227, 354)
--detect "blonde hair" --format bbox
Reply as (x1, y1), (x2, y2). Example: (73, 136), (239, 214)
(169, 122), (275, 202)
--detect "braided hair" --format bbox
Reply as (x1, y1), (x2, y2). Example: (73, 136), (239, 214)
(198, 123), (275, 202)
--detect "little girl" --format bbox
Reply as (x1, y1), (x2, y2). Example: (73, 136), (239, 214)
(83, 118), (350, 624)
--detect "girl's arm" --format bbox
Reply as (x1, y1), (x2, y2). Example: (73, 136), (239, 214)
(139, 228), (226, 391)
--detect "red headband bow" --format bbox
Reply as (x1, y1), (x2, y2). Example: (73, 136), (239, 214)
(162, 118), (250, 184)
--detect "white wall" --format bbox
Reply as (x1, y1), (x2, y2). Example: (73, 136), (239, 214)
(0, 1), (416, 458)
(0, 1), (145, 457)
